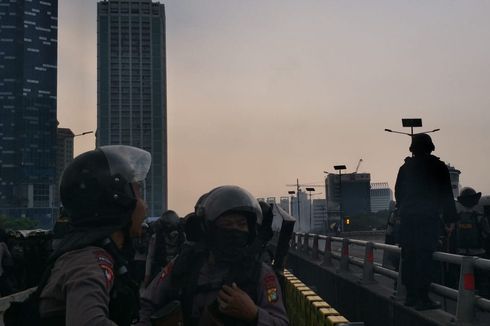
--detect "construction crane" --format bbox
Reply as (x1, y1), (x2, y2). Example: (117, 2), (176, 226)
(354, 158), (363, 174)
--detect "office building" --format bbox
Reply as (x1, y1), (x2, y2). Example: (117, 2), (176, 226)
(97, 0), (167, 216)
(291, 190), (309, 232)
(279, 196), (290, 214)
(266, 197), (276, 205)
(370, 182), (393, 213)
(0, 0), (58, 227)
(312, 199), (327, 232)
(54, 127), (74, 208)
(326, 173), (371, 220)
(447, 164), (461, 199)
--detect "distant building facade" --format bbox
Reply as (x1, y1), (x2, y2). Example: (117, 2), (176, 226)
(447, 164), (461, 199)
(266, 197), (276, 205)
(326, 173), (371, 219)
(54, 127), (74, 208)
(370, 182), (393, 213)
(0, 0), (58, 227)
(312, 198), (327, 232)
(97, 0), (167, 216)
(291, 190), (309, 232)
(279, 196), (290, 214)
(56, 128), (74, 182)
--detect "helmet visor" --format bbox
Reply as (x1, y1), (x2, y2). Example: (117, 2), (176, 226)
(100, 145), (151, 182)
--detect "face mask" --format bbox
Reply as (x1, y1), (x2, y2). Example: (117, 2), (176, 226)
(210, 227), (249, 263)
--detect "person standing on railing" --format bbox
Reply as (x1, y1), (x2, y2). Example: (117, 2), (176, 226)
(395, 133), (458, 311)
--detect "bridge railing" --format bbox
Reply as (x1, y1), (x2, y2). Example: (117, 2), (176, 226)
(292, 232), (490, 325)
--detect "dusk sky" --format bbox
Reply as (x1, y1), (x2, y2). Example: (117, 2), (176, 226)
(58, 1), (490, 215)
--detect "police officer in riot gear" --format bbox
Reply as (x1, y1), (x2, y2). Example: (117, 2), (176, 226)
(395, 133), (457, 310)
(456, 187), (490, 256)
(138, 185), (288, 326)
(146, 210), (185, 283)
(38, 145), (151, 325)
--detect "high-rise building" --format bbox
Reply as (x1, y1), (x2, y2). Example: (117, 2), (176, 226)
(312, 199), (327, 232)
(326, 173), (371, 220)
(56, 128), (74, 182)
(370, 182), (393, 213)
(447, 164), (461, 199)
(54, 127), (74, 208)
(266, 197), (276, 205)
(279, 196), (290, 214)
(97, 0), (167, 216)
(0, 0), (58, 227)
(291, 190), (309, 232)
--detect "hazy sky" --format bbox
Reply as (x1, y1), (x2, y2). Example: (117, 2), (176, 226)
(58, 1), (490, 215)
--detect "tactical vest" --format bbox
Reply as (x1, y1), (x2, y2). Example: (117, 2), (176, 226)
(170, 243), (262, 326)
(457, 211), (482, 251)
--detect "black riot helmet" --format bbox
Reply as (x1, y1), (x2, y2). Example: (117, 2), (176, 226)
(60, 145), (151, 229)
(159, 210), (180, 230)
(458, 187), (482, 208)
(195, 185), (262, 243)
(409, 133), (435, 155)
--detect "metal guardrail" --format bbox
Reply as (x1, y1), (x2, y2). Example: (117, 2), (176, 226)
(292, 232), (490, 325)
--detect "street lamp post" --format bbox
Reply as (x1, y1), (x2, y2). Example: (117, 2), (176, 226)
(305, 187), (315, 233)
(288, 191), (295, 216)
(334, 165), (346, 233)
(74, 131), (94, 137)
(385, 118), (439, 137)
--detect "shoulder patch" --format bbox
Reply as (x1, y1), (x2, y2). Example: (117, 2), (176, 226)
(158, 260), (175, 285)
(263, 272), (278, 304)
(93, 250), (114, 288)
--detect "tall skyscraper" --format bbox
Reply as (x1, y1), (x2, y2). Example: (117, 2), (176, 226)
(54, 127), (74, 209)
(97, 0), (167, 216)
(447, 164), (461, 199)
(0, 0), (58, 227)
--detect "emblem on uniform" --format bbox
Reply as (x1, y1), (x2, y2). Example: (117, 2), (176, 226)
(267, 287), (278, 303)
(100, 264), (114, 287)
(158, 260), (175, 285)
(94, 250), (114, 288)
(264, 273), (278, 303)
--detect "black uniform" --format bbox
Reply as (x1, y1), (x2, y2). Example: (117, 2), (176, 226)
(395, 154), (457, 305)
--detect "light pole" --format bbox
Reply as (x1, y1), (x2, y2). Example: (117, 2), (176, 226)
(74, 131), (94, 137)
(334, 165), (346, 233)
(323, 171), (330, 234)
(288, 191), (295, 216)
(305, 187), (315, 233)
(385, 118), (439, 137)
(287, 179), (302, 230)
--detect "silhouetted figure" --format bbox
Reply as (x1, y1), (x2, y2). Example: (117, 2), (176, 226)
(395, 133), (457, 310)
(132, 222), (151, 286)
(455, 187), (490, 297)
(145, 210), (184, 285)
